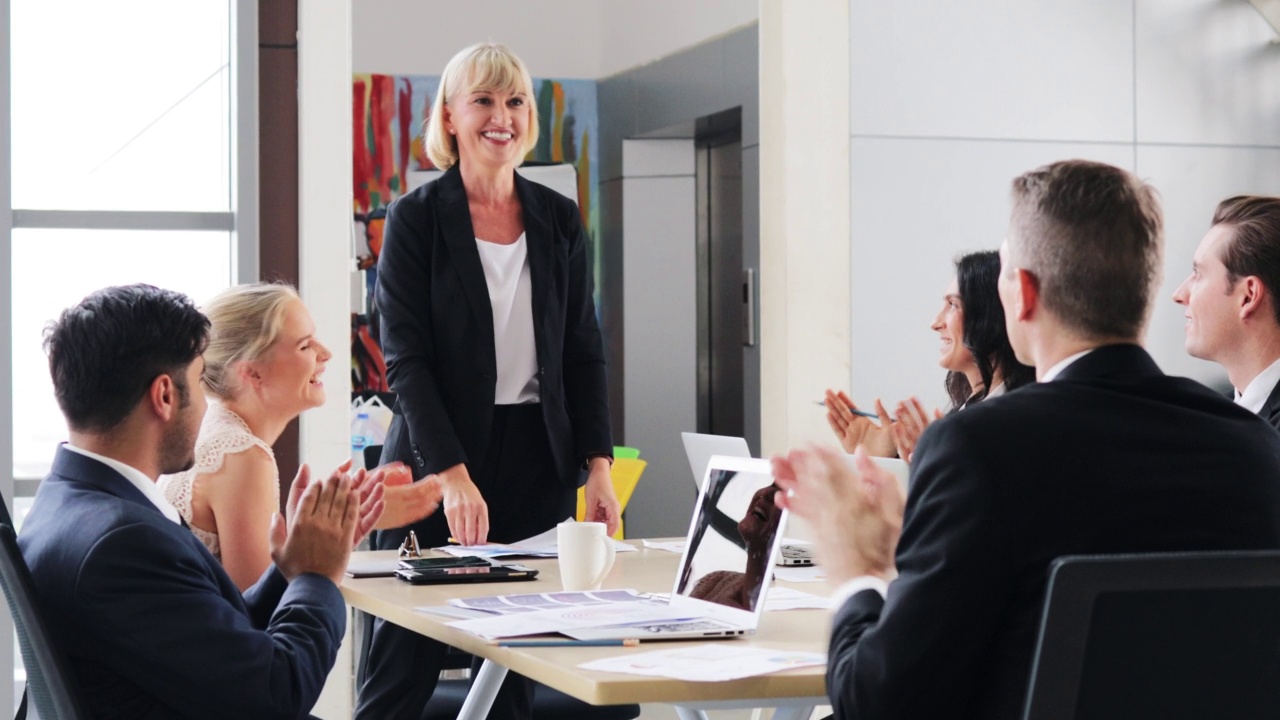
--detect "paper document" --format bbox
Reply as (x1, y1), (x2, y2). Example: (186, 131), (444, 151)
(579, 644), (827, 682)
(641, 539), (686, 553)
(438, 523), (637, 559)
(442, 589), (651, 616)
(449, 602), (696, 640)
(763, 587), (831, 611)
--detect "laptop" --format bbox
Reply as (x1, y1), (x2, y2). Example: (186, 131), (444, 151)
(680, 432), (910, 566)
(563, 455), (788, 641)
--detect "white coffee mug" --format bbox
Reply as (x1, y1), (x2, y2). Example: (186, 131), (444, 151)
(557, 521), (616, 591)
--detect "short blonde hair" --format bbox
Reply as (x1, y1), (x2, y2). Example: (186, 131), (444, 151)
(425, 43), (539, 170)
(201, 283), (300, 400)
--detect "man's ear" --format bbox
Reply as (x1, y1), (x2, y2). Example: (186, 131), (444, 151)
(1238, 276), (1267, 321)
(1014, 268), (1040, 321)
(149, 374), (178, 422)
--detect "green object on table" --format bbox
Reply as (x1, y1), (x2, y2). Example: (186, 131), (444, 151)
(613, 446), (640, 460)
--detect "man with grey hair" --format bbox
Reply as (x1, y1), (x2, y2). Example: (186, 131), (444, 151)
(1174, 195), (1280, 429)
(774, 160), (1280, 719)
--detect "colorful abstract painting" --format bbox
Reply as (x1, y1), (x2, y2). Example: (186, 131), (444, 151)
(353, 73), (599, 280)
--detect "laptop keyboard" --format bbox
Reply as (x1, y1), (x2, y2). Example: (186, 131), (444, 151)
(633, 619), (735, 634)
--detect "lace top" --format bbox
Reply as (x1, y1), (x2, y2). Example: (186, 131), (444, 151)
(158, 401), (277, 559)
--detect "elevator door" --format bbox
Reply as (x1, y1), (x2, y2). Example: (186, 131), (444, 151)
(697, 138), (745, 437)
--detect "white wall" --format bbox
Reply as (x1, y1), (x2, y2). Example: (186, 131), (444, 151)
(759, 0), (852, 453)
(847, 0), (1280, 412)
(598, 0), (758, 77)
(351, 0), (758, 78)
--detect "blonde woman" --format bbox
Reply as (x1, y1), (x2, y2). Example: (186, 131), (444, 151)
(159, 283), (438, 590)
(356, 43), (619, 720)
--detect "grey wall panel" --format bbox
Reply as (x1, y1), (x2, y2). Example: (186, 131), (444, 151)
(623, 172), (699, 538)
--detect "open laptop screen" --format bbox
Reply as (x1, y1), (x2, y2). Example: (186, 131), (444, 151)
(673, 456), (786, 617)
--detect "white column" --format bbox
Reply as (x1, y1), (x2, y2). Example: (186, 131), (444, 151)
(758, 0), (852, 453)
(297, 1), (354, 717)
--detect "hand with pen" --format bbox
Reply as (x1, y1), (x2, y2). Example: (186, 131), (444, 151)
(824, 389), (898, 458)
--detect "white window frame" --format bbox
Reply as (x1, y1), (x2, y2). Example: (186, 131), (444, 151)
(0, 0), (259, 710)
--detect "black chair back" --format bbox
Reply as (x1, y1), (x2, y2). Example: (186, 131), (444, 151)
(0, 523), (91, 720)
(1023, 550), (1280, 720)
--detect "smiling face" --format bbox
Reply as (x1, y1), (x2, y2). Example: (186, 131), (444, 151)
(249, 299), (331, 418)
(931, 276), (979, 376)
(443, 82), (532, 173)
(1173, 224), (1244, 362)
(738, 483), (783, 549)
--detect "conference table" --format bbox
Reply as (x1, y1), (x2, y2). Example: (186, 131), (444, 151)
(341, 541), (832, 720)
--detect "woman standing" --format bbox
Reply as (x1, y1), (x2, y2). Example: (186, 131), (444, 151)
(356, 43), (620, 720)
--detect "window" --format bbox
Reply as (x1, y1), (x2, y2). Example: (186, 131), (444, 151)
(7, 0), (256, 483)
(5, 1), (258, 709)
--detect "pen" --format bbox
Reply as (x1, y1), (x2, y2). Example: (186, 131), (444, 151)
(814, 400), (880, 420)
(490, 638), (640, 648)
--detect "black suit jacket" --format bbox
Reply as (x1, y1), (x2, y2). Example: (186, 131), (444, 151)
(827, 345), (1280, 719)
(18, 447), (345, 720)
(1258, 375), (1280, 431)
(375, 165), (611, 484)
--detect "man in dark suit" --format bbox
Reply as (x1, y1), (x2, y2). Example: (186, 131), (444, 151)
(19, 284), (383, 720)
(774, 161), (1280, 719)
(1173, 195), (1280, 430)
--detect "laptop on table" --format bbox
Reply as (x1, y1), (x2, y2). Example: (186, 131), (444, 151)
(680, 427), (911, 563)
(563, 455), (788, 641)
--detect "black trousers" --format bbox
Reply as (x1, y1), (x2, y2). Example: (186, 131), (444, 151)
(355, 404), (578, 720)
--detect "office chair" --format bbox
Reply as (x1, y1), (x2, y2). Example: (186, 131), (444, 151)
(1022, 550), (1280, 720)
(0, 523), (92, 720)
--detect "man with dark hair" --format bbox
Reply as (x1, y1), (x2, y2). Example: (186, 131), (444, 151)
(1174, 196), (1280, 429)
(775, 161), (1280, 719)
(19, 283), (384, 720)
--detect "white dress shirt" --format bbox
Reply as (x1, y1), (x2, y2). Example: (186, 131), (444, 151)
(1235, 356), (1280, 415)
(1040, 349), (1095, 382)
(63, 443), (182, 524)
(475, 233), (540, 404)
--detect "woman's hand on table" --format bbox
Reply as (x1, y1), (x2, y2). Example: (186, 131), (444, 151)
(437, 463), (489, 545)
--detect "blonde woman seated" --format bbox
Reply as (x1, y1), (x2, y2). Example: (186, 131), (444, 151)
(159, 283), (441, 590)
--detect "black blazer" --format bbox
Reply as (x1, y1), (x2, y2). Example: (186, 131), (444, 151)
(376, 165), (612, 485)
(1259, 375), (1280, 431)
(18, 446), (345, 720)
(827, 345), (1280, 719)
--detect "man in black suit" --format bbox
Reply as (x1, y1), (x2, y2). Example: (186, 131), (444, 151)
(19, 284), (383, 719)
(1173, 195), (1280, 429)
(774, 161), (1280, 719)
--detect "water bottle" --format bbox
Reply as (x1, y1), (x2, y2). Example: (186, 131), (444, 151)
(351, 411), (374, 469)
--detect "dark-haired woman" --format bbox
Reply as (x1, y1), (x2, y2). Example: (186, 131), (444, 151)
(827, 250), (1034, 461)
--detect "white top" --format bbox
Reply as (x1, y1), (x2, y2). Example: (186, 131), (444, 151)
(157, 401), (277, 559)
(475, 233), (540, 404)
(1235, 356), (1280, 415)
(64, 443), (181, 525)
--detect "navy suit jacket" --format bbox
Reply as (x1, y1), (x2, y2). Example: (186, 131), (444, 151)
(19, 446), (346, 720)
(827, 345), (1280, 719)
(375, 165), (612, 485)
